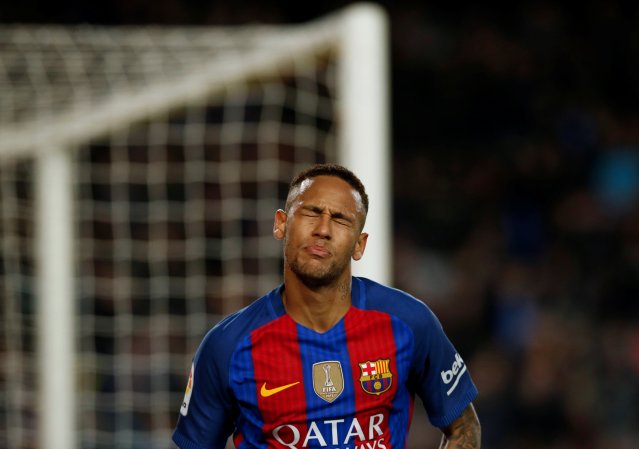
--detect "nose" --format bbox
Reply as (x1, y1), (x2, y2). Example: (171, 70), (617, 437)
(312, 212), (332, 239)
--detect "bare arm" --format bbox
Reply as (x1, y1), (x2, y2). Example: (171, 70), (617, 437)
(438, 403), (481, 449)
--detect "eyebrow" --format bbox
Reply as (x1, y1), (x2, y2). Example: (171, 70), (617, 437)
(301, 205), (354, 223)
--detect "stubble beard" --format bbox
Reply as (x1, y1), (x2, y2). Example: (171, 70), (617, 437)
(287, 251), (351, 289)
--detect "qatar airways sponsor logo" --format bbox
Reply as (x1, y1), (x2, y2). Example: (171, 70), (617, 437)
(272, 413), (387, 449)
(440, 353), (466, 396)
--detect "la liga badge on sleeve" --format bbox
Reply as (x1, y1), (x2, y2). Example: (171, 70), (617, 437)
(180, 363), (194, 416)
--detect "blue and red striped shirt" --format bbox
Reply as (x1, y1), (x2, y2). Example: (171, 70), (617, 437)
(173, 277), (477, 449)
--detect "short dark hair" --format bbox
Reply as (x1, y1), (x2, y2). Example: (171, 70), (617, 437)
(286, 163), (369, 215)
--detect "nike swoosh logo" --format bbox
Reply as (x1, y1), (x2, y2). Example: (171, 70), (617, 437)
(260, 381), (300, 397)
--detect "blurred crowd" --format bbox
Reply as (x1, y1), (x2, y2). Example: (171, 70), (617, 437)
(390, 2), (639, 448)
(4, 1), (639, 448)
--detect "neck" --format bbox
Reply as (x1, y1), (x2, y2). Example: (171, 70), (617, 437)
(282, 271), (352, 333)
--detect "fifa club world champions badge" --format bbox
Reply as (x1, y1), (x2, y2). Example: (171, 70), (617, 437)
(312, 361), (345, 403)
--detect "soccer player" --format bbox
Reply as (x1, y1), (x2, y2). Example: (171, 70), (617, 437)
(173, 164), (480, 449)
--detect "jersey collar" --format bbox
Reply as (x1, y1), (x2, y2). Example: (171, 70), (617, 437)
(269, 276), (366, 318)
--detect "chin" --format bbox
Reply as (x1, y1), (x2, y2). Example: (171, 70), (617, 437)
(290, 264), (340, 288)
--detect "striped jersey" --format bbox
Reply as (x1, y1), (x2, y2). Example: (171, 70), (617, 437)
(173, 277), (478, 449)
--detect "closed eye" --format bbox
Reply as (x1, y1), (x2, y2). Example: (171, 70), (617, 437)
(300, 209), (321, 218)
(299, 206), (354, 227)
(331, 215), (353, 227)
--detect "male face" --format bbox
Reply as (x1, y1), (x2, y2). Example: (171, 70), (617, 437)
(274, 176), (368, 287)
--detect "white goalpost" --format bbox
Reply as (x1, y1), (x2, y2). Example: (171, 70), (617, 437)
(0, 4), (390, 449)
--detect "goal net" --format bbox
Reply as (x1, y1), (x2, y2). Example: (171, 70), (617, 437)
(0, 5), (390, 449)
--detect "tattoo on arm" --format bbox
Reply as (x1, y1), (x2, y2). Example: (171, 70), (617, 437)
(438, 403), (481, 449)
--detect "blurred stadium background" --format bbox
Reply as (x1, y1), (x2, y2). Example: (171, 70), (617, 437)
(2, 1), (639, 449)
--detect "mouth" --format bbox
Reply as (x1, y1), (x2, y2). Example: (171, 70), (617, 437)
(306, 244), (331, 258)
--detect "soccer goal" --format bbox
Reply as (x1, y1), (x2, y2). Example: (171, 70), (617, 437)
(0, 4), (390, 449)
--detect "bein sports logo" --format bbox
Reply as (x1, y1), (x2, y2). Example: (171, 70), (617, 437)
(440, 353), (466, 396)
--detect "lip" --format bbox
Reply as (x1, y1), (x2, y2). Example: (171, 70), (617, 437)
(306, 244), (331, 258)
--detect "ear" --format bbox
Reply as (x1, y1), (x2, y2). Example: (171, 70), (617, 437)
(352, 232), (368, 261)
(273, 209), (287, 240)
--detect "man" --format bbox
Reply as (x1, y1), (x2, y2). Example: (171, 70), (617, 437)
(173, 164), (481, 449)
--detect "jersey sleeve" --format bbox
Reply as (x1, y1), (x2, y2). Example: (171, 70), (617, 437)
(412, 305), (478, 428)
(172, 326), (237, 449)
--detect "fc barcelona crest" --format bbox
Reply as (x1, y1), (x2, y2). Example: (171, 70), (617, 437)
(358, 359), (392, 395)
(312, 361), (344, 403)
